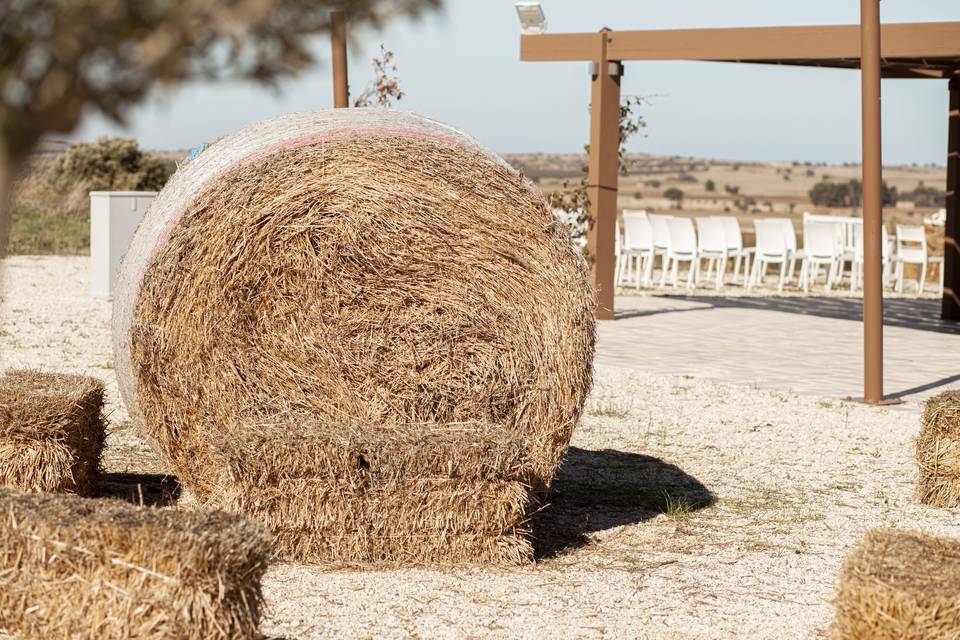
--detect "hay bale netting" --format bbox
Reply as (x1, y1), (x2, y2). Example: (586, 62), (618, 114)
(833, 528), (960, 639)
(0, 488), (271, 639)
(916, 390), (960, 507)
(112, 110), (595, 561)
(0, 370), (105, 495)
(214, 421), (537, 564)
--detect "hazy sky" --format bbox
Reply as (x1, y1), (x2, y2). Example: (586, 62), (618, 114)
(74, 0), (959, 164)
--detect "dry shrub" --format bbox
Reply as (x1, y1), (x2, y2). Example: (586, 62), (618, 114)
(0, 370), (105, 495)
(0, 488), (271, 639)
(833, 528), (960, 639)
(916, 390), (960, 507)
(113, 110), (595, 564)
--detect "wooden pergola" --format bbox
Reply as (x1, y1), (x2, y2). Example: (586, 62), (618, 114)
(520, 7), (960, 404)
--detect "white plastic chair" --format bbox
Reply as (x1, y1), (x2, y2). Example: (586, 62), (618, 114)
(849, 224), (894, 292)
(749, 219), (791, 292)
(615, 221), (624, 285)
(777, 218), (803, 284)
(718, 216), (754, 286)
(661, 217), (698, 289)
(798, 220), (843, 292)
(895, 224), (941, 294)
(695, 217), (728, 290)
(620, 210), (655, 288)
(648, 213), (673, 285)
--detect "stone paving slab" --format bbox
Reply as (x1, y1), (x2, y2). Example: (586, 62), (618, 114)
(597, 294), (960, 412)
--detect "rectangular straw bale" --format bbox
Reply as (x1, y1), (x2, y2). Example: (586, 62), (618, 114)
(209, 421), (536, 565)
(833, 528), (960, 640)
(0, 488), (271, 640)
(916, 390), (960, 507)
(0, 370), (105, 495)
(218, 420), (536, 485)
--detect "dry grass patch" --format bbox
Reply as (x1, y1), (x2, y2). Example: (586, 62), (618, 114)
(0, 370), (105, 495)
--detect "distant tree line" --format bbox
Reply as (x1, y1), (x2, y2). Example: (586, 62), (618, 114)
(808, 179), (897, 208)
(899, 181), (946, 208)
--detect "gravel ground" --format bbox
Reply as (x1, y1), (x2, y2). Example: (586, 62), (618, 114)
(2, 255), (959, 639)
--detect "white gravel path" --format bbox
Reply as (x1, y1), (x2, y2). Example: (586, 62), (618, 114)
(2, 256), (959, 639)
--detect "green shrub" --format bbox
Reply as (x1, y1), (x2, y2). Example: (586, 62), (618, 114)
(52, 137), (174, 192)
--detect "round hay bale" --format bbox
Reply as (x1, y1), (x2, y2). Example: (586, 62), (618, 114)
(113, 109), (595, 498)
(916, 390), (960, 507)
(832, 528), (960, 639)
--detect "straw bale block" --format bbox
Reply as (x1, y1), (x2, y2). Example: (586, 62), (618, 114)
(209, 422), (535, 565)
(916, 390), (960, 507)
(833, 528), (960, 640)
(0, 488), (271, 640)
(0, 370), (105, 495)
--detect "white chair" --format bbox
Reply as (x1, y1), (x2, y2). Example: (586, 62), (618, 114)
(849, 224), (894, 292)
(718, 216), (754, 285)
(615, 221), (624, 285)
(620, 210), (655, 288)
(798, 220), (843, 292)
(805, 211), (862, 286)
(895, 224), (942, 294)
(661, 217), (699, 289)
(777, 218), (803, 284)
(648, 214), (673, 284)
(695, 217), (728, 290)
(749, 219), (791, 292)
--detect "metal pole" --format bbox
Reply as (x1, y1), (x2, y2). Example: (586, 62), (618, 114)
(860, 0), (884, 403)
(331, 10), (349, 108)
(586, 30), (622, 321)
(943, 77), (960, 321)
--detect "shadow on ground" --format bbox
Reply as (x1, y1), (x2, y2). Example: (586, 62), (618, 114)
(97, 472), (182, 507)
(532, 447), (714, 558)
(616, 295), (960, 335)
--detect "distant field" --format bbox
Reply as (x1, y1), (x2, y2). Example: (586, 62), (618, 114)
(504, 152), (946, 251)
(7, 149), (947, 255)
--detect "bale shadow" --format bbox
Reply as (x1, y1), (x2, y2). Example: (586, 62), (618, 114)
(532, 447), (714, 558)
(97, 472), (182, 507)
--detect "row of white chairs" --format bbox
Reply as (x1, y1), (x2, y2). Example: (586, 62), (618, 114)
(616, 210), (944, 294)
(616, 212), (753, 290)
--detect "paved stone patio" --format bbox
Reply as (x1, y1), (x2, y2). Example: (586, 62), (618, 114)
(596, 294), (960, 411)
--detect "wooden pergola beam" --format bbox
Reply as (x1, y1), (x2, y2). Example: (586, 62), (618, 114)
(521, 21), (960, 67)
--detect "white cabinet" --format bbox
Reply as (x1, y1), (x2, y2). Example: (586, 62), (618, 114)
(89, 191), (155, 298)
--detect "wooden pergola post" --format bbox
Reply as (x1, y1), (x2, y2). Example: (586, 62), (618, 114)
(860, 0), (884, 403)
(944, 77), (960, 320)
(586, 31), (622, 320)
(331, 10), (349, 108)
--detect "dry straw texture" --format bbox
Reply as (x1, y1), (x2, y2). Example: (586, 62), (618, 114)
(0, 488), (271, 639)
(0, 369), (105, 495)
(112, 110), (594, 563)
(833, 528), (960, 639)
(916, 390), (960, 507)
(211, 421), (536, 564)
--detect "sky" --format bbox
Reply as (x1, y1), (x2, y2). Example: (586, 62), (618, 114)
(73, 0), (960, 165)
